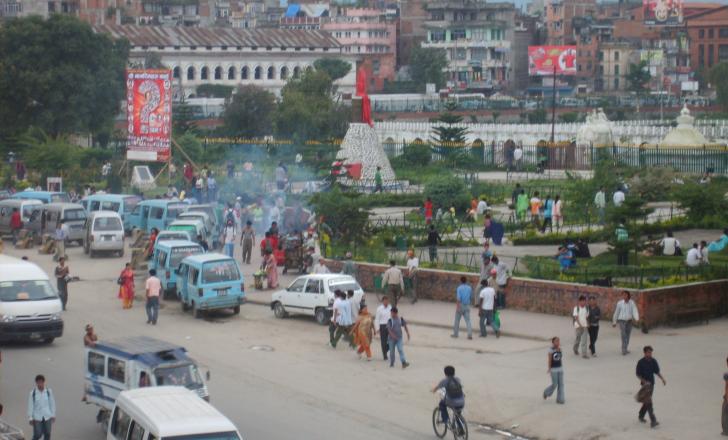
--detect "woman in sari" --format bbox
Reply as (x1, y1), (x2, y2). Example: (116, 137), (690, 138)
(263, 251), (279, 289)
(118, 262), (135, 309)
(351, 305), (375, 361)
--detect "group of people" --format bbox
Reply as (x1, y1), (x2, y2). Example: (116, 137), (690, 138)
(512, 184), (564, 232)
(116, 264), (162, 325)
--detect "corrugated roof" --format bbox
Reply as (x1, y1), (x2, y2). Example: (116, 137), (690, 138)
(93, 24), (341, 49)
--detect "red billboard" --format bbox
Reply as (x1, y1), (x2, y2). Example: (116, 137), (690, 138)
(528, 46), (577, 76)
(643, 0), (683, 26)
(126, 69), (172, 162)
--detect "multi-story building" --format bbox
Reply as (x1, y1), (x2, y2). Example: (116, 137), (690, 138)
(398, 0), (427, 67)
(544, 0), (596, 45)
(421, 0), (514, 92)
(511, 12), (544, 92)
(597, 41), (635, 92)
(685, 5), (728, 74)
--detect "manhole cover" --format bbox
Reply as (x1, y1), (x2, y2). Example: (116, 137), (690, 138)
(249, 345), (275, 352)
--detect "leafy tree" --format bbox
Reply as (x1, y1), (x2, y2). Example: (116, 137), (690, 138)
(626, 60), (651, 95)
(409, 47), (448, 92)
(309, 188), (370, 244)
(19, 129), (80, 184)
(431, 101), (467, 145)
(710, 62), (728, 112)
(222, 85), (276, 138)
(313, 58), (352, 81)
(559, 111), (581, 123)
(143, 52), (166, 69)
(172, 98), (198, 135)
(393, 142), (432, 167)
(672, 181), (728, 224)
(424, 174), (471, 212)
(0, 15), (129, 139)
(175, 132), (204, 165)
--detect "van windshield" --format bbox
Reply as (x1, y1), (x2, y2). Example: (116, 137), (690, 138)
(167, 204), (187, 220)
(100, 201), (121, 212)
(63, 209), (86, 221)
(171, 246), (204, 268)
(94, 216), (122, 231)
(0, 280), (58, 302)
(51, 194), (70, 203)
(202, 261), (240, 283)
(154, 364), (204, 389)
(162, 433), (240, 440)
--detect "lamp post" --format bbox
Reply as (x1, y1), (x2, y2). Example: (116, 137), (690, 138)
(550, 64), (557, 144)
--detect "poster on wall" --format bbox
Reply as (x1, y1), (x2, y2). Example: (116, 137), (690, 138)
(528, 46), (577, 76)
(643, 0), (683, 26)
(126, 69), (172, 162)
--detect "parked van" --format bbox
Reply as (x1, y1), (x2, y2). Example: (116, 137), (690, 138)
(168, 219), (209, 245)
(0, 198), (42, 235)
(84, 336), (210, 423)
(12, 190), (70, 204)
(187, 204), (221, 231)
(107, 387), (242, 440)
(150, 240), (205, 298)
(177, 211), (216, 242)
(84, 211), (125, 257)
(0, 255), (64, 343)
(27, 203), (87, 245)
(80, 194), (142, 232)
(176, 254), (245, 318)
(126, 200), (188, 234)
(156, 230), (195, 243)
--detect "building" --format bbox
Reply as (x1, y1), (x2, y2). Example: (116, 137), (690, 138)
(685, 5), (728, 74)
(93, 24), (357, 98)
(512, 12), (544, 92)
(421, 0), (515, 92)
(598, 41), (635, 92)
(544, 0), (596, 45)
(398, 0), (427, 67)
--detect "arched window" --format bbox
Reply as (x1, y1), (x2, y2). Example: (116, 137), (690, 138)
(201, 66), (209, 80)
(267, 66), (275, 79)
(293, 66), (301, 78)
(214, 66), (222, 80)
(254, 66), (262, 80)
(187, 66), (195, 80)
(241, 66), (249, 79)
(228, 66), (236, 80)
(280, 66), (289, 80)
(173, 66), (180, 79)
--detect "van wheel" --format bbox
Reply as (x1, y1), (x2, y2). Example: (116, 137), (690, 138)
(118, 248), (124, 258)
(89, 250), (95, 258)
(233, 305), (240, 315)
(84, 242), (89, 255)
(43, 338), (55, 344)
(315, 307), (328, 325)
(192, 302), (202, 319)
(181, 301), (190, 312)
(273, 302), (287, 319)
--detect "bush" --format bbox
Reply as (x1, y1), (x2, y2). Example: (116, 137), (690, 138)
(672, 181), (728, 223)
(398, 142), (432, 167)
(424, 175), (471, 212)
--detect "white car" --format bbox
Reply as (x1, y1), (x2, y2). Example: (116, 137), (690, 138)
(270, 274), (364, 325)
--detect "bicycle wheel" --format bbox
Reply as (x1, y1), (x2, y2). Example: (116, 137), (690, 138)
(451, 412), (468, 440)
(432, 407), (448, 438)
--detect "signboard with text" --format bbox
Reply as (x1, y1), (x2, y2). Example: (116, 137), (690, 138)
(528, 46), (577, 76)
(643, 0), (683, 26)
(126, 69), (172, 162)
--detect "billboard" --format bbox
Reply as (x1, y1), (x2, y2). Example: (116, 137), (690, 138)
(643, 0), (683, 26)
(528, 46), (577, 76)
(126, 69), (172, 162)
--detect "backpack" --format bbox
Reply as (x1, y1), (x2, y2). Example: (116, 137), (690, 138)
(445, 378), (463, 399)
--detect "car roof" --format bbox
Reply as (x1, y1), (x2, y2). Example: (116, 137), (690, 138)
(83, 194), (136, 201)
(139, 199), (186, 207)
(155, 240), (201, 249)
(295, 274), (357, 282)
(0, 255), (50, 282)
(182, 253), (233, 264)
(93, 336), (187, 357)
(0, 198), (42, 206)
(170, 219), (203, 226)
(89, 210), (122, 218)
(42, 202), (85, 210)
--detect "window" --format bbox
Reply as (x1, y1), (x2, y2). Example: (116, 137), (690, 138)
(107, 358), (126, 383)
(614, 78), (619, 89)
(614, 51), (619, 61)
(267, 66), (275, 79)
(430, 11), (444, 20)
(280, 66), (289, 79)
(128, 422), (145, 440)
(720, 28), (728, 38)
(150, 207), (164, 220)
(228, 66), (235, 80)
(699, 44), (705, 66)
(305, 279), (323, 294)
(614, 65), (619, 75)
(88, 352), (105, 376)
(90, 201), (101, 211)
(187, 66), (195, 80)
(109, 408), (131, 440)
(254, 66), (262, 79)
(288, 278), (306, 292)
(709, 44), (715, 66)
(241, 66), (249, 79)
(156, 250), (168, 269)
(188, 267), (198, 285)
(699, 29), (705, 38)
(214, 66), (222, 80)
(173, 66), (180, 79)
(709, 28), (714, 39)
(201, 66), (209, 80)
(451, 29), (466, 40)
(430, 30), (446, 42)
(719, 45), (728, 62)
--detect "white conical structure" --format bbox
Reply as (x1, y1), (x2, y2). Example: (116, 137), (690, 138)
(337, 123), (396, 182)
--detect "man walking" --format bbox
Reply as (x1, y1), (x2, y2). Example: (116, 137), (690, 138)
(374, 296), (392, 361)
(615, 219), (629, 266)
(587, 296), (601, 357)
(374, 166), (383, 193)
(406, 249), (419, 304)
(594, 186), (606, 225)
(427, 225), (442, 262)
(387, 307), (410, 368)
(636, 346), (666, 428)
(612, 290), (639, 355)
(52, 222), (68, 262)
(222, 219), (236, 258)
(54, 257), (69, 311)
(572, 296), (589, 359)
(492, 256), (510, 309)
(145, 269), (162, 325)
(451, 277), (473, 340)
(331, 290), (353, 348)
(9, 207), (22, 246)
(477, 279), (499, 338)
(381, 260), (405, 307)
(240, 220), (255, 264)
(27, 374), (55, 440)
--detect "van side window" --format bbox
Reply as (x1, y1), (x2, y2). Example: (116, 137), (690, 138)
(150, 207), (164, 220)
(0, 207), (6, 216)
(305, 279), (323, 294)
(128, 421), (145, 440)
(188, 268), (198, 285)
(110, 407), (132, 440)
(157, 250), (168, 268)
(90, 201), (101, 211)
(131, 205), (141, 215)
(108, 357), (126, 383)
(88, 352), (105, 375)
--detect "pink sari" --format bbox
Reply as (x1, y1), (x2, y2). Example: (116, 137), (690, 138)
(266, 254), (279, 289)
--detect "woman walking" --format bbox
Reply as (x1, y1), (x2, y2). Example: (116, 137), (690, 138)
(263, 251), (279, 289)
(352, 305), (375, 361)
(552, 195), (563, 230)
(118, 263), (135, 309)
(543, 336), (565, 404)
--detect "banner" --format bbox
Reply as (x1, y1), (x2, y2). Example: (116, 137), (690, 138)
(643, 0), (683, 26)
(528, 46), (577, 76)
(126, 69), (172, 162)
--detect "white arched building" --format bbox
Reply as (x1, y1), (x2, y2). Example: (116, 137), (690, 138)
(94, 24), (358, 98)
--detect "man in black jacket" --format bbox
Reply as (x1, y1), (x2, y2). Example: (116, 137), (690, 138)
(636, 346), (667, 428)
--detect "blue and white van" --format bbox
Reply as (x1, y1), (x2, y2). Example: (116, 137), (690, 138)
(176, 254), (245, 318)
(80, 194), (142, 232)
(12, 190), (70, 204)
(126, 200), (188, 234)
(150, 240), (205, 298)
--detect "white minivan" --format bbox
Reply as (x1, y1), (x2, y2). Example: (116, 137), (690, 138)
(84, 211), (125, 257)
(0, 255), (64, 343)
(108, 386), (243, 440)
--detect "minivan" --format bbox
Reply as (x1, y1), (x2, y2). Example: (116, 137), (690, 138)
(27, 202), (87, 245)
(150, 240), (205, 298)
(0, 198), (43, 235)
(127, 200), (188, 234)
(84, 211), (125, 257)
(176, 254), (245, 318)
(0, 255), (64, 343)
(168, 219), (209, 245)
(80, 194), (142, 232)
(12, 190), (70, 204)
(107, 387), (242, 440)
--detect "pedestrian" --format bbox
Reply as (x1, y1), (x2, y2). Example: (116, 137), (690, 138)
(543, 337), (565, 404)
(530, 191), (542, 228)
(432, 366), (465, 430)
(594, 186), (607, 225)
(374, 296), (392, 361)
(612, 290), (639, 355)
(387, 307), (410, 368)
(722, 355), (728, 436)
(477, 197), (488, 218)
(240, 221), (255, 264)
(427, 224), (442, 262)
(374, 166), (383, 193)
(636, 346), (666, 428)
(615, 219), (629, 266)
(510, 183), (521, 208)
(451, 276), (473, 340)
(84, 324), (98, 347)
(52, 222), (68, 262)
(613, 187), (625, 207)
(406, 249), (419, 304)
(700, 240), (710, 265)
(659, 230), (681, 256)
(552, 194), (563, 229)
(329, 290), (343, 347)
(331, 290), (353, 348)
(352, 305), (374, 361)
(54, 257), (69, 311)
(541, 194), (553, 233)
(27, 374), (55, 440)
(686, 242), (702, 267)
(312, 259), (330, 274)
(492, 256), (510, 309)
(587, 296), (601, 357)
(341, 252), (357, 279)
(222, 220), (236, 258)
(424, 197), (434, 224)
(117, 262), (135, 309)
(275, 161), (288, 191)
(516, 189), (528, 222)
(479, 242), (493, 282)
(347, 289), (360, 327)
(145, 269), (161, 325)
(9, 207), (22, 246)
(572, 295), (589, 359)
(207, 172), (217, 202)
(477, 279), (500, 338)
(263, 251), (279, 289)
(381, 260), (404, 307)
(145, 228), (159, 260)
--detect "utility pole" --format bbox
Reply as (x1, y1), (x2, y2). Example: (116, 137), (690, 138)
(550, 64), (557, 144)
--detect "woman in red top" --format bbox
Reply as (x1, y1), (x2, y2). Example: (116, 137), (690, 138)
(146, 228), (159, 259)
(118, 263), (135, 309)
(424, 197), (433, 224)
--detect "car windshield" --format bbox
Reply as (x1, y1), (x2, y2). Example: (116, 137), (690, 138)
(100, 201), (121, 212)
(167, 204), (187, 219)
(63, 208), (86, 221)
(123, 196), (141, 213)
(51, 193), (70, 203)
(202, 260), (240, 283)
(170, 225), (196, 233)
(153, 364), (204, 389)
(162, 433), (240, 440)
(328, 279), (361, 292)
(93, 216), (122, 231)
(0, 280), (58, 302)
(171, 246), (204, 268)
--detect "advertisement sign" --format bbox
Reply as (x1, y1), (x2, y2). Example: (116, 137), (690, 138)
(126, 69), (172, 162)
(643, 0), (683, 26)
(528, 46), (577, 76)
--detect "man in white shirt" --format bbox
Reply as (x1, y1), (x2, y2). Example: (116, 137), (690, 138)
(27, 374), (55, 440)
(573, 295), (589, 359)
(513, 145), (524, 171)
(477, 280), (499, 338)
(476, 198), (488, 216)
(331, 290), (353, 348)
(659, 231), (680, 256)
(223, 220), (236, 257)
(374, 296), (392, 360)
(686, 243), (702, 267)
(613, 188), (625, 207)
(612, 291), (640, 355)
(381, 260), (405, 306)
(594, 186), (606, 225)
(312, 260), (330, 274)
(406, 250), (419, 304)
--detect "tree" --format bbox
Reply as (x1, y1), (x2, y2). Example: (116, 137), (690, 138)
(143, 52), (166, 69)
(172, 98), (198, 136)
(431, 101), (468, 145)
(309, 188), (370, 245)
(222, 85), (276, 138)
(626, 60), (652, 95)
(409, 47), (448, 92)
(313, 58), (352, 81)
(0, 15), (129, 139)
(710, 62), (728, 112)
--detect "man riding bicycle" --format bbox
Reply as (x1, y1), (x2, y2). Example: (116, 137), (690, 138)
(432, 365), (465, 425)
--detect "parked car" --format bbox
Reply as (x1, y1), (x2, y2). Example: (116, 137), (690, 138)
(0, 198), (42, 236)
(270, 274), (364, 325)
(126, 199), (188, 234)
(84, 211), (125, 257)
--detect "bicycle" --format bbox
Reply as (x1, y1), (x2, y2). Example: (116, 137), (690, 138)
(432, 390), (468, 440)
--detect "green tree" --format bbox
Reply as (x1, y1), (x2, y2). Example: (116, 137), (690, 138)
(0, 15), (129, 139)
(19, 129), (80, 184)
(313, 58), (352, 81)
(222, 85), (276, 138)
(672, 181), (728, 224)
(710, 62), (728, 112)
(409, 47), (448, 92)
(626, 60), (652, 94)
(431, 101), (468, 145)
(424, 175), (471, 212)
(309, 188), (370, 245)
(143, 52), (166, 69)
(172, 98), (198, 136)
(196, 84), (235, 98)
(527, 109), (548, 123)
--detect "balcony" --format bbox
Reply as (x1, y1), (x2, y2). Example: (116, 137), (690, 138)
(423, 39), (510, 49)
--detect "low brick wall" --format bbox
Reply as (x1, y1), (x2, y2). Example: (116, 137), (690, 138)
(323, 259), (728, 329)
